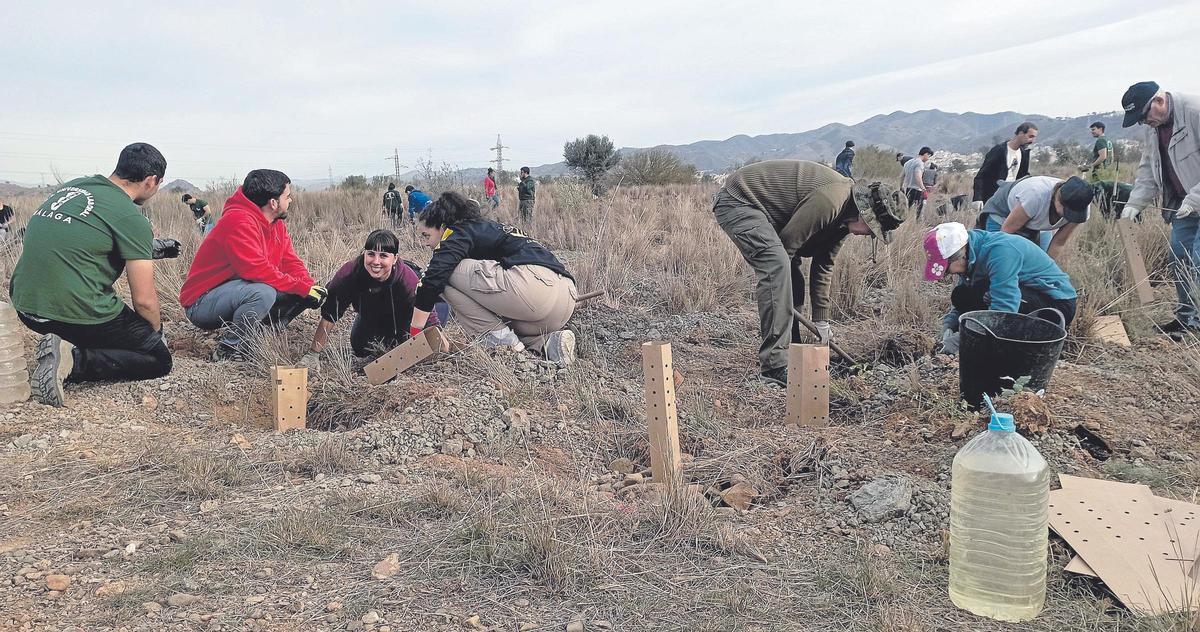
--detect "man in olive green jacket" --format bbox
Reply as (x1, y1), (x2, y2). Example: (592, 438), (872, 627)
(713, 160), (905, 385)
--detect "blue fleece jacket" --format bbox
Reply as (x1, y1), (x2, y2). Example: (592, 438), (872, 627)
(943, 229), (1076, 330)
(407, 190), (432, 214)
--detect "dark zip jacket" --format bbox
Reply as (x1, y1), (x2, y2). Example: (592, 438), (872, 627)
(973, 142), (1031, 202)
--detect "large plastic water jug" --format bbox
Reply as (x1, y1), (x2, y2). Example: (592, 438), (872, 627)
(0, 302), (31, 404)
(949, 410), (1049, 621)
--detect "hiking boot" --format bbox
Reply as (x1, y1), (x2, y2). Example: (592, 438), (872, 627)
(211, 343), (243, 362)
(31, 334), (74, 407)
(758, 366), (787, 387)
(543, 330), (576, 367)
(1168, 326), (1200, 342)
(1157, 318), (1188, 335)
(480, 327), (525, 353)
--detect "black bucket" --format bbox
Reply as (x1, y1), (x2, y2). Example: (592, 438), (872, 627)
(958, 308), (1067, 407)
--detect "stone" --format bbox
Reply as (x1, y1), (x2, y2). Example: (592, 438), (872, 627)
(463, 614), (484, 629)
(326, 601), (343, 612)
(514, 598), (531, 608)
(359, 473), (383, 484)
(95, 580), (128, 598)
(593, 621), (613, 630)
(502, 408), (531, 433)
(245, 595), (266, 605)
(44, 574), (70, 591)
(372, 553), (401, 580)
(441, 438), (465, 455)
(1129, 445), (1157, 461)
(608, 458), (636, 475)
(848, 476), (913, 523)
(166, 593), (201, 608)
(721, 482), (758, 511)
(566, 618), (585, 632)
(520, 624), (538, 632)
(229, 433), (250, 449)
(361, 611), (381, 624)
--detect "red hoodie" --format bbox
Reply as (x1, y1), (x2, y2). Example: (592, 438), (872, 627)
(179, 187), (314, 307)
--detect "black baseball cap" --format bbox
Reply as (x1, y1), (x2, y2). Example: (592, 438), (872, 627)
(1121, 81), (1159, 128)
(1059, 176), (1092, 222)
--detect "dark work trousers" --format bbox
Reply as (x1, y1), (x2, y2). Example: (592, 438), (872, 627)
(19, 305), (171, 382)
(906, 188), (925, 220)
(951, 284), (1077, 329)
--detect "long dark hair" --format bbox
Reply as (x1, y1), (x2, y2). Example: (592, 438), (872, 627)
(418, 191), (481, 228)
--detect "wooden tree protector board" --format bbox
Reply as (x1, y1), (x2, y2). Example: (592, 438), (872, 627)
(1117, 219), (1155, 306)
(641, 342), (682, 485)
(1092, 315), (1132, 347)
(364, 327), (446, 385)
(271, 366), (308, 431)
(786, 344), (829, 427)
(1050, 475), (1200, 615)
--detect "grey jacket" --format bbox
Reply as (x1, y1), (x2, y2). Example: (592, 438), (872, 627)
(1127, 91), (1200, 214)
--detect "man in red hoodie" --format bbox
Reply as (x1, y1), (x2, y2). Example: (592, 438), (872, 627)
(179, 169), (327, 360)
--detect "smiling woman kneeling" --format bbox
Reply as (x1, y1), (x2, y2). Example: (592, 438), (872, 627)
(411, 192), (578, 366)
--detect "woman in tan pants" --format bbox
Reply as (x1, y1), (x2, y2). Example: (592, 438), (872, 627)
(407, 192), (578, 365)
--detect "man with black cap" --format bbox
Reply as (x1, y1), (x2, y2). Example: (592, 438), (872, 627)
(835, 141), (855, 178)
(979, 175), (1091, 261)
(1119, 81), (1200, 339)
(712, 159), (905, 385)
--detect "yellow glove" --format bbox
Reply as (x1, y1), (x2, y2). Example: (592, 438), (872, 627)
(304, 284), (329, 308)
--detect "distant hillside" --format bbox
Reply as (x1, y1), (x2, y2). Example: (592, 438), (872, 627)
(515, 109), (1139, 176)
(162, 179), (200, 194)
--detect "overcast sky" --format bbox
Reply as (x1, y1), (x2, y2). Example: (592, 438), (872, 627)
(2, 0), (1195, 186)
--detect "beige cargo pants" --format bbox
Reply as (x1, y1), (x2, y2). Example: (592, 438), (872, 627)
(443, 259), (577, 352)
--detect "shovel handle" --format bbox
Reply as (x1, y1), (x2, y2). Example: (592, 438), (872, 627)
(791, 308), (857, 365)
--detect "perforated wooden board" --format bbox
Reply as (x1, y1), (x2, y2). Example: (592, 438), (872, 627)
(271, 366), (308, 431)
(1092, 315), (1132, 347)
(641, 342), (682, 484)
(1050, 475), (1200, 614)
(1117, 219), (1155, 306)
(364, 327), (445, 385)
(786, 344), (829, 427)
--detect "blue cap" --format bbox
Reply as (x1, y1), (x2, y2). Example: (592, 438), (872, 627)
(989, 412), (1015, 432)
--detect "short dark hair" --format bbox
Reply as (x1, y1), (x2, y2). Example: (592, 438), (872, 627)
(845, 141), (855, 148)
(919, 146), (933, 156)
(1090, 121), (1106, 131)
(487, 167), (494, 174)
(1015, 122), (1038, 135)
(404, 185), (415, 193)
(242, 169), (291, 207)
(895, 152), (903, 159)
(520, 166), (530, 174)
(181, 193), (193, 203)
(419, 191), (482, 228)
(112, 142), (167, 182)
(387, 182), (395, 190)
(363, 229), (400, 254)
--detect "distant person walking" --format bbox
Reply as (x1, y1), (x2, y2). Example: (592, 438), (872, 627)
(182, 193), (213, 236)
(972, 122), (1038, 211)
(903, 147), (933, 218)
(404, 185), (432, 225)
(1082, 121), (1116, 183)
(517, 166), (536, 222)
(382, 183), (404, 227)
(834, 141), (855, 178)
(484, 168), (499, 210)
(0, 198), (14, 240)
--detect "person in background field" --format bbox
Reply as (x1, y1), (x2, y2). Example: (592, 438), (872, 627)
(405, 185), (432, 225)
(834, 141), (855, 178)
(382, 183), (404, 227)
(1119, 81), (1200, 340)
(9, 143), (175, 406)
(1082, 121), (1116, 183)
(712, 159), (906, 385)
(972, 122), (1038, 212)
(517, 166), (535, 221)
(903, 147), (933, 218)
(0, 198), (14, 239)
(980, 175), (1092, 259)
(179, 169), (327, 360)
(924, 222), (1076, 355)
(411, 192), (577, 365)
(484, 168), (499, 210)
(181, 193), (213, 236)
(299, 229), (438, 366)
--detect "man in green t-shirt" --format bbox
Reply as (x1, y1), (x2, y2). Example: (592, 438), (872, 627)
(1081, 121), (1117, 182)
(182, 193), (214, 235)
(9, 143), (173, 406)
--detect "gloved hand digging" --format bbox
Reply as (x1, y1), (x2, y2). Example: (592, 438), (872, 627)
(814, 320), (833, 344)
(940, 328), (960, 355)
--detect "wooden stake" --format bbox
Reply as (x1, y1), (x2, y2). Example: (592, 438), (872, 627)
(271, 365), (308, 431)
(786, 344), (829, 427)
(1117, 219), (1154, 306)
(641, 342), (682, 485)
(364, 327), (446, 385)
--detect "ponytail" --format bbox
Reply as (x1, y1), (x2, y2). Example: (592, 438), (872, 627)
(418, 191), (482, 228)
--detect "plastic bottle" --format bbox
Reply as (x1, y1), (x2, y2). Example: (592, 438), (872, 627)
(949, 410), (1049, 622)
(0, 302), (31, 404)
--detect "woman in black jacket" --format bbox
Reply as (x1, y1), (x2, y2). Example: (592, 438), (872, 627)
(408, 192), (577, 365)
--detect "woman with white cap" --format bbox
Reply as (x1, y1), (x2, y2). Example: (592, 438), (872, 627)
(924, 222), (1077, 354)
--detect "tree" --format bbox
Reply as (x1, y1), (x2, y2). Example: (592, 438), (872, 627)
(340, 175), (368, 190)
(948, 158), (967, 173)
(616, 149), (697, 185)
(563, 134), (620, 194)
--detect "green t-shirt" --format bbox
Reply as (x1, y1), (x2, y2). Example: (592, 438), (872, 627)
(188, 199), (209, 219)
(1092, 137), (1114, 167)
(11, 175), (153, 324)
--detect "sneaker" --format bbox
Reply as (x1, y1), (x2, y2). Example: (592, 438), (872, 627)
(543, 330), (576, 367)
(1168, 326), (1200, 342)
(480, 327), (525, 353)
(758, 366), (787, 387)
(211, 343), (243, 362)
(31, 334), (74, 407)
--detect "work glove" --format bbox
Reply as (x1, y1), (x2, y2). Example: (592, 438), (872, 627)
(970, 200), (983, 212)
(303, 285), (329, 309)
(939, 329), (960, 355)
(151, 238), (181, 259)
(298, 351), (320, 371)
(814, 321), (833, 344)
(1120, 205), (1142, 221)
(1175, 201), (1197, 219)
